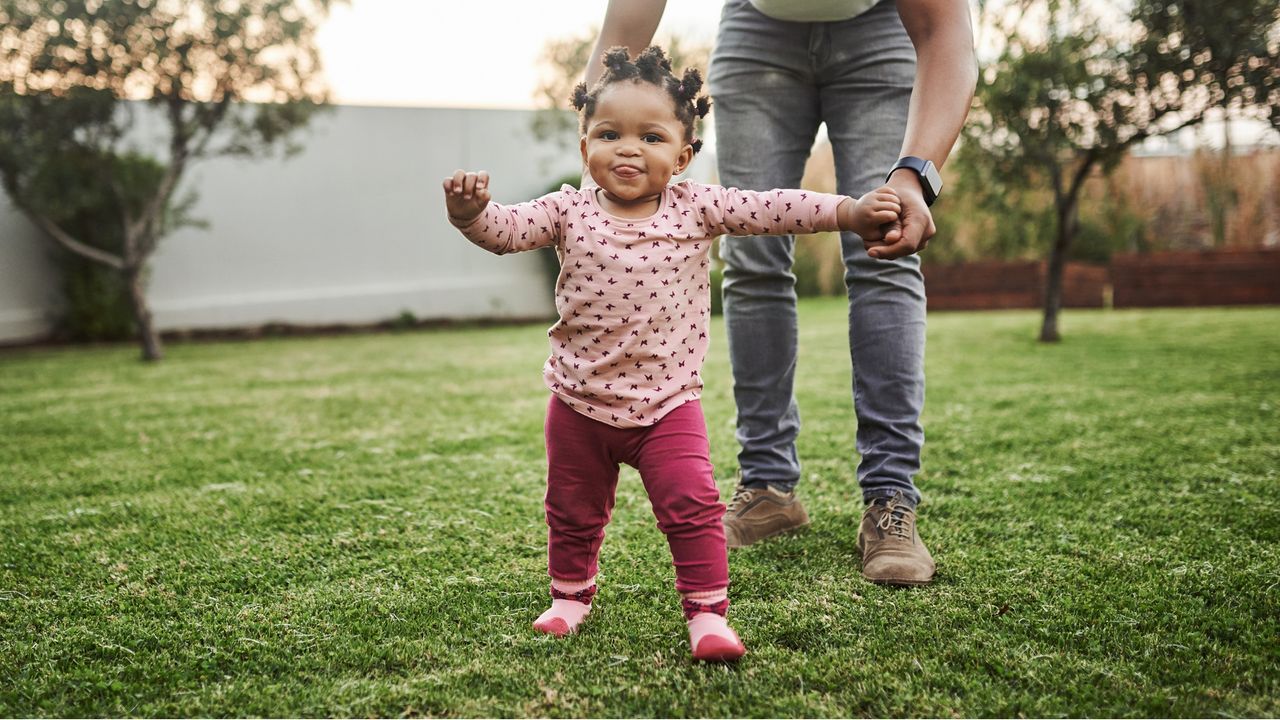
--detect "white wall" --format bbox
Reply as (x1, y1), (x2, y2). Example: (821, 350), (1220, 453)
(0, 104), (582, 344)
(0, 193), (58, 341)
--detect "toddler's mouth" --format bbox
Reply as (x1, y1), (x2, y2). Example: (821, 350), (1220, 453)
(612, 165), (644, 178)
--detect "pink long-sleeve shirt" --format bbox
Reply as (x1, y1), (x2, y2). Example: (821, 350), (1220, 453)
(456, 180), (848, 428)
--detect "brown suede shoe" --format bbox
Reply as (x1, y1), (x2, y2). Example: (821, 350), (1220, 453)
(857, 497), (935, 586)
(723, 485), (810, 549)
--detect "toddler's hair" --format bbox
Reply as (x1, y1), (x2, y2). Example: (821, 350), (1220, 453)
(571, 45), (712, 153)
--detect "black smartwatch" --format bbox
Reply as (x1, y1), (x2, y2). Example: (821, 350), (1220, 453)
(886, 156), (943, 206)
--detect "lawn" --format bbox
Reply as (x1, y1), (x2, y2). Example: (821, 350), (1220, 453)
(1, 301), (1277, 717)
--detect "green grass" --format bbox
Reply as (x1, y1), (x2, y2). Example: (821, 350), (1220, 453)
(2, 301), (1277, 717)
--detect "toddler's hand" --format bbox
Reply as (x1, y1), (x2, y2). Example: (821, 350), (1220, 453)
(842, 185), (902, 248)
(443, 170), (491, 225)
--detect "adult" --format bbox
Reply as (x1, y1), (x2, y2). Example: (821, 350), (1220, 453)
(586, 0), (975, 585)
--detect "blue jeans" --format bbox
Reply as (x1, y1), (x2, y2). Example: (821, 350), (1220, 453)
(709, 0), (925, 506)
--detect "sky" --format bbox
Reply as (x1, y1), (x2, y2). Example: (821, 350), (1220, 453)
(313, 0), (723, 109)
(311, 0), (1275, 149)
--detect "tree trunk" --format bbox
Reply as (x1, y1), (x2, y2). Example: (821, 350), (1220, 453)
(1040, 199), (1079, 343)
(1217, 101), (1234, 247)
(125, 266), (163, 361)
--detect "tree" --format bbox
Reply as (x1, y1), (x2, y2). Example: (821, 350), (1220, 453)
(964, 0), (1279, 341)
(1145, 0), (1280, 248)
(0, 0), (342, 360)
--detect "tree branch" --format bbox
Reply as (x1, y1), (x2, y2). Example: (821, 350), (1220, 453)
(1117, 112), (1209, 154)
(20, 206), (126, 270)
(1067, 147), (1098, 202)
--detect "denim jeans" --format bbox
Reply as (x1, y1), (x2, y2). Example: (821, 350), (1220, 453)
(709, 0), (926, 506)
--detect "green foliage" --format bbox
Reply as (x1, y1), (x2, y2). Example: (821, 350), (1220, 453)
(531, 29), (600, 151)
(931, 149), (1143, 265)
(534, 174), (583, 293)
(1, 301), (1277, 715)
(792, 234), (844, 298)
(1133, 0), (1280, 131)
(961, 0), (1278, 338)
(967, 0), (1278, 206)
(390, 310), (419, 332)
(709, 266), (724, 315)
(0, 0), (342, 358)
(25, 149), (169, 340)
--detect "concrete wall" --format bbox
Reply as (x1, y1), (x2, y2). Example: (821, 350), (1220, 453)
(0, 192), (57, 341)
(0, 104), (594, 343)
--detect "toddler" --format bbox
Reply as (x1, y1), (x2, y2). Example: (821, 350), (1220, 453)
(442, 46), (902, 662)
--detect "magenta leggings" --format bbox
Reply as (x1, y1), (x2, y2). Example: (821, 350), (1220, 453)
(544, 395), (729, 593)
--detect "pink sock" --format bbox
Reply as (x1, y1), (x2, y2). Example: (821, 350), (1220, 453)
(533, 577), (596, 637)
(682, 590), (746, 662)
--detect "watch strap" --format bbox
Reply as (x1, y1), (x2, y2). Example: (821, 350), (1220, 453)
(886, 156), (939, 206)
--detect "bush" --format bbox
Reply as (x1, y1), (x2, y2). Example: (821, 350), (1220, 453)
(24, 150), (166, 341)
(709, 266), (723, 315)
(792, 232), (845, 297)
(535, 174), (582, 294)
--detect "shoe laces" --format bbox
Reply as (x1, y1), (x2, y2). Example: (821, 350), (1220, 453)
(728, 485), (756, 512)
(875, 499), (914, 541)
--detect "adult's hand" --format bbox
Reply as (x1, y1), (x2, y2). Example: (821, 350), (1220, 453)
(864, 173), (936, 260)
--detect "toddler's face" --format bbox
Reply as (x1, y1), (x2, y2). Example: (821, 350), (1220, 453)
(581, 82), (693, 211)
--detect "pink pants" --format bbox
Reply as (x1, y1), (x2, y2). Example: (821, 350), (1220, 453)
(544, 395), (729, 593)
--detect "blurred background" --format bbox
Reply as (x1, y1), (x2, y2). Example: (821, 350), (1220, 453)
(1, 0), (1277, 358)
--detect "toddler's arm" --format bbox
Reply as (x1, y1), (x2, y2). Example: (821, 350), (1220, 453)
(443, 169), (562, 254)
(696, 183), (904, 258)
(698, 185), (849, 237)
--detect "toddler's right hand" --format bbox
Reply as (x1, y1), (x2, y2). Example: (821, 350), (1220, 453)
(443, 170), (491, 225)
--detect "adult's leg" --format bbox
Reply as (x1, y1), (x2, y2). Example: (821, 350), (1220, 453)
(819, 0), (926, 507)
(710, 0), (822, 491)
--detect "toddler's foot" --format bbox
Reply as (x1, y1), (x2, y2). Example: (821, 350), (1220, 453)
(533, 578), (596, 637)
(683, 591), (746, 662)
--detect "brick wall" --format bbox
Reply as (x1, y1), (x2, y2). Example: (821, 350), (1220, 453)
(1111, 249), (1280, 307)
(923, 261), (1108, 310)
(921, 250), (1280, 310)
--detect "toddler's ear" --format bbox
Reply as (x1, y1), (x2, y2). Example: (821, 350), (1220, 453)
(674, 143), (694, 175)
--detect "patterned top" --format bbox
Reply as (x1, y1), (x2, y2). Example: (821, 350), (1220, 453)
(456, 180), (847, 428)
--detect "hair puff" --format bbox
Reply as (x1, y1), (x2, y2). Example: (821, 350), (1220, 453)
(570, 82), (590, 111)
(676, 68), (703, 100)
(602, 47), (632, 73)
(635, 45), (673, 76)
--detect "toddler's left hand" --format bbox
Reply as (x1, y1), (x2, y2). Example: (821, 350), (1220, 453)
(843, 185), (902, 247)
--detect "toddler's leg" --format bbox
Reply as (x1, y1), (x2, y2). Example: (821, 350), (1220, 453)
(634, 400), (745, 661)
(536, 397), (620, 636)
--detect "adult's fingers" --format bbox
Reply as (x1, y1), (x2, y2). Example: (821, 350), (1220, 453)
(867, 213), (925, 259)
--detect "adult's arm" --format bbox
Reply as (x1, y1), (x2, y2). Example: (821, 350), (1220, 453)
(584, 0), (668, 87)
(868, 0), (977, 260)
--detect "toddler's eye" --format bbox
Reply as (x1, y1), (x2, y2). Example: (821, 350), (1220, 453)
(643, 134), (662, 144)
(601, 130), (619, 140)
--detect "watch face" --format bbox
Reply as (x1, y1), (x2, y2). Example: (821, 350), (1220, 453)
(923, 161), (943, 197)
